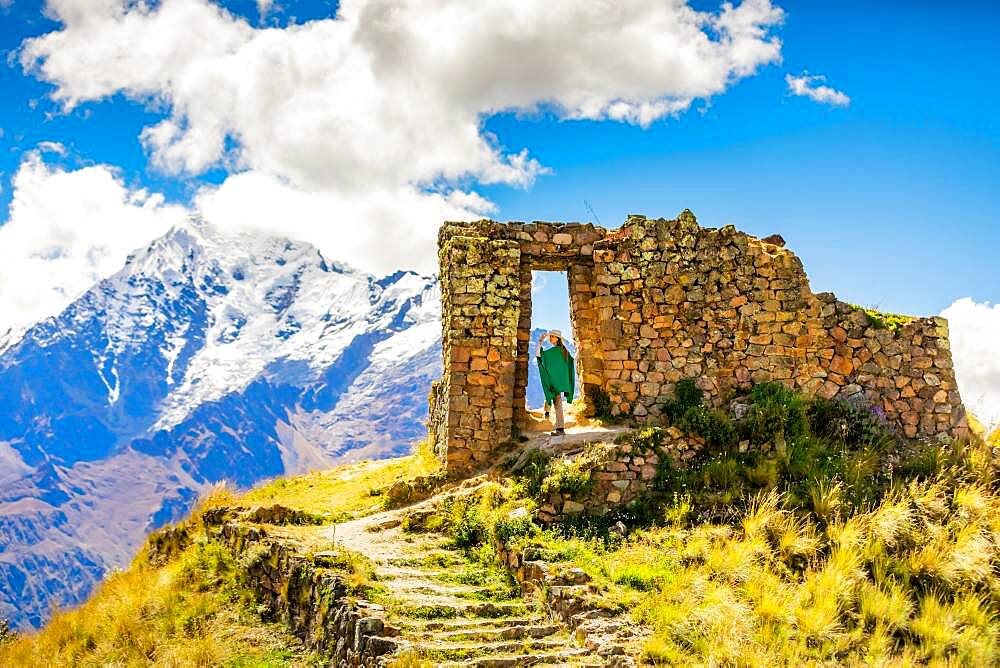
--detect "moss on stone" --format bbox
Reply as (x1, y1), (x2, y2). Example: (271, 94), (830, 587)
(852, 304), (914, 332)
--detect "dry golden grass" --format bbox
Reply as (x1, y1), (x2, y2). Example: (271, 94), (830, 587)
(537, 464), (1000, 666)
(241, 438), (441, 519)
(0, 443), (442, 667)
(0, 535), (315, 667)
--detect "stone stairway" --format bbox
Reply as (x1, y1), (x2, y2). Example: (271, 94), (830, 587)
(328, 495), (624, 667)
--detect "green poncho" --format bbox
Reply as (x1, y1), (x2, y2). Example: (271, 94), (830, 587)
(537, 346), (575, 404)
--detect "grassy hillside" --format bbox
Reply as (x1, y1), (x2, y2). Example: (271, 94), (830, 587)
(0, 449), (439, 667)
(3, 386), (998, 666)
(405, 382), (1000, 665)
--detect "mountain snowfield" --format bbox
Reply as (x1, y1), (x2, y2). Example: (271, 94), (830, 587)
(0, 220), (441, 629)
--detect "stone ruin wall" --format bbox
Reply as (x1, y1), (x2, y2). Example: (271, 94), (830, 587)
(429, 211), (969, 474)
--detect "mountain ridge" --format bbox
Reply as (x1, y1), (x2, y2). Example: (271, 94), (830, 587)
(0, 220), (442, 629)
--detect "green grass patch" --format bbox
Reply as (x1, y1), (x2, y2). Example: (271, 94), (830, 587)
(851, 304), (915, 333)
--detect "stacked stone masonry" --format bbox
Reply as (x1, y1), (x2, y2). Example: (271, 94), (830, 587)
(536, 430), (703, 524)
(430, 210), (969, 474)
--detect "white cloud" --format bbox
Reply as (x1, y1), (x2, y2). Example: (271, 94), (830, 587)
(785, 72), (850, 107)
(18, 0), (784, 276)
(531, 271), (548, 294)
(195, 172), (494, 275)
(36, 140), (67, 155)
(941, 298), (1000, 431)
(0, 152), (187, 336)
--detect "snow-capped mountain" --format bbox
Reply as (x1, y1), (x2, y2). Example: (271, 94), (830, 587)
(0, 220), (442, 629)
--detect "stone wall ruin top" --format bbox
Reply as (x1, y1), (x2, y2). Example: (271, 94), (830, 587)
(428, 210), (969, 474)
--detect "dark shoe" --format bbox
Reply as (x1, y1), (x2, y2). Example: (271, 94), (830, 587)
(550, 428), (565, 436)
(544, 411), (550, 419)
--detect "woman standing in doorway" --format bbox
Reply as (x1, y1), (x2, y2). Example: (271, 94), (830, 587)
(536, 330), (575, 436)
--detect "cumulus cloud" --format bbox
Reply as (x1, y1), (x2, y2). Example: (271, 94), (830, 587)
(941, 298), (1000, 431)
(785, 72), (850, 107)
(531, 271), (548, 294)
(0, 152), (187, 337)
(17, 0), (784, 276)
(195, 172), (495, 275)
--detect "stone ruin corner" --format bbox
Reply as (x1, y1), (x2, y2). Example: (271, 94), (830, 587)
(427, 210), (970, 475)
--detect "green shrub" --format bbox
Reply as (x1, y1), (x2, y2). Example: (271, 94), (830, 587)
(675, 378), (704, 409)
(617, 426), (667, 452)
(449, 501), (487, 548)
(852, 304), (913, 333)
(587, 386), (614, 420)
(404, 605), (459, 620)
(664, 378), (704, 421)
(613, 563), (668, 591)
(741, 382), (808, 445)
(491, 511), (536, 545)
(540, 458), (595, 497)
(808, 397), (893, 446)
(512, 449), (551, 498)
(677, 405), (737, 451)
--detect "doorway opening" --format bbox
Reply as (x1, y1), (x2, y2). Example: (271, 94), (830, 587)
(525, 270), (580, 425)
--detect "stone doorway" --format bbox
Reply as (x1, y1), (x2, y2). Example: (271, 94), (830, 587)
(430, 220), (608, 474)
(514, 262), (602, 433)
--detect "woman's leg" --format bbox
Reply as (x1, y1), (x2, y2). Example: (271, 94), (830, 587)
(553, 393), (564, 430)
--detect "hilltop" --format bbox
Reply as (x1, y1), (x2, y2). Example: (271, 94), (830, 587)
(4, 381), (999, 666)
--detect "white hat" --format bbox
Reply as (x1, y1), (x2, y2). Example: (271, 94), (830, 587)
(548, 329), (563, 339)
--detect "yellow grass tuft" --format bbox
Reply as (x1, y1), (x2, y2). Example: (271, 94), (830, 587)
(0, 539), (314, 667)
(242, 438), (441, 519)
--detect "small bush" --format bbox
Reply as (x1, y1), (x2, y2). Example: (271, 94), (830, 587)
(677, 405), (737, 451)
(587, 386), (614, 421)
(540, 458), (595, 497)
(741, 382), (808, 446)
(808, 397), (893, 446)
(852, 304), (913, 333)
(512, 449), (551, 498)
(664, 378), (704, 421)
(492, 511), (536, 545)
(449, 500), (487, 548)
(0, 619), (15, 647)
(618, 426), (667, 452)
(404, 605), (459, 620)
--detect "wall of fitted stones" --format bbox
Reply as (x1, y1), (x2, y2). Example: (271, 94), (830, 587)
(432, 211), (969, 474)
(536, 430), (703, 524)
(144, 515), (396, 666)
(215, 522), (396, 665)
(432, 233), (522, 473)
(592, 212), (968, 441)
(433, 220), (608, 473)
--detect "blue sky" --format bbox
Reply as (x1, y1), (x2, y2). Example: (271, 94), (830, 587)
(0, 0), (998, 423)
(498, 1), (1000, 334)
(4, 0), (996, 318)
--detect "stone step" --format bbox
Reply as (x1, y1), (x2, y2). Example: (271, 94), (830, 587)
(395, 616), (543, 633)
(383, 577), (487, 597)
(409, 622), (562, 643)
(404, 637), (576, 662)
(389, 590), (521, 611)
(434, 647), (598, 667)
(378, 566), (455, 579)
(392, 600), (533, 621)
(386, 550), (467, 568)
